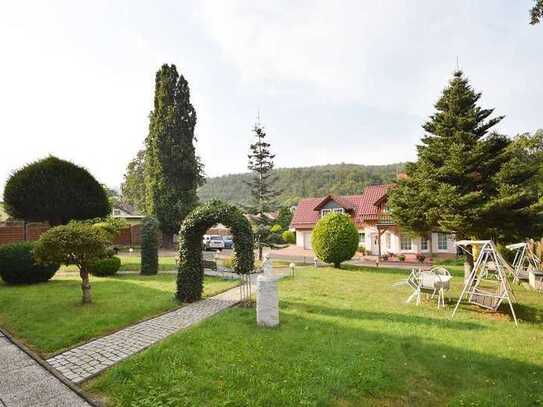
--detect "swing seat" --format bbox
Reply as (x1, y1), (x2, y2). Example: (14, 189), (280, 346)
(469, 285), (505, 311)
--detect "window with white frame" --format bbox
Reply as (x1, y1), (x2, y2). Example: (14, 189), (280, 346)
(359, 232), (365, 243)
(385, 233), (391, 249)
(400, 234), (412, 250)
(420, 237), (428, 251)
(438, 233), (448, 250)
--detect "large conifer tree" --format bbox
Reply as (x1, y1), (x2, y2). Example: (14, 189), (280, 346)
(389, 71), (543, 264)
(144, 64), (204, 247)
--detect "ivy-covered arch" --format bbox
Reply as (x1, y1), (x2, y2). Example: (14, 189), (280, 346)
(176, 200), (255, 302)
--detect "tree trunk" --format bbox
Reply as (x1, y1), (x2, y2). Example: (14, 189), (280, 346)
(80, 268), (92, 304)
(334, 262), (341, 269)
(258, 245), (263, 261)
(428, 232), (433, 259)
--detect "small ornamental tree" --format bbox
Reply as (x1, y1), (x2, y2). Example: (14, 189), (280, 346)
(177, 200), (254, 302)
(312, 212), (359, 268)
(34, 223), (110, 304)
(141, 217), (160, 275)
(3, 156), (110, 225)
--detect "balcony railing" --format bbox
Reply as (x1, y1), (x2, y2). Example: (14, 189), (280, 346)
(376, 214), (395, 225)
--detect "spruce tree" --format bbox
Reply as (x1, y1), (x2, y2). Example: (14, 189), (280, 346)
(531, 0), (543, 24)
(144, 64), (204, 247)
(389, 71), (543, 267)
(245, 122), (282, 260)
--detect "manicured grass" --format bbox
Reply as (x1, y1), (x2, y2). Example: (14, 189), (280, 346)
(87, 265), (543, 406)
(117, 255), (177, 272)
(0, 273), (238, 356)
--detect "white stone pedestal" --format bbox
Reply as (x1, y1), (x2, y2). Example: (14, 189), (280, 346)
(256, 275), (279, 327)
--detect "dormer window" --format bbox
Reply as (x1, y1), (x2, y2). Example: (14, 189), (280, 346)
(321, 208), (344, 217)
(113, 209), (121, 216)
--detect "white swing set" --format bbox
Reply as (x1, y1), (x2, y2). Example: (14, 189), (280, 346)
(451, 240), (518, 326)
(506, 241), (541, 284)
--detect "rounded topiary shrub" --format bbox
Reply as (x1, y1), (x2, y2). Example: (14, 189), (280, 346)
(141, 217), (160, 275)
(282, 230), (295, 244)
(3, 156), (110, 225)
(88, 256), (121, 277)
(0, 242), (59, 284)
(312, 212), (359, 268)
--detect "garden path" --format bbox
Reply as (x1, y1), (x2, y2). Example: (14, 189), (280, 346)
(0, 330), (92, 407)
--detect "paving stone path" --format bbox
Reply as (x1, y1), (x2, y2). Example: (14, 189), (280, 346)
(0, 330), (91, 407)
(47, 286), (242, 383)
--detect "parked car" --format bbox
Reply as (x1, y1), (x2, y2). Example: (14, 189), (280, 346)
(202, 235), (225, 251)
(222, 235), (234, 249)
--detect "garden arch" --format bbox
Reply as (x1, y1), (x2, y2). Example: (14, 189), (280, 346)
(176, 200), (255, 302)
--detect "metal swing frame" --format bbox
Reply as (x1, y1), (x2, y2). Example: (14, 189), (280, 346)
(452, 240), (518, 326)
(506, 241), (541, 284)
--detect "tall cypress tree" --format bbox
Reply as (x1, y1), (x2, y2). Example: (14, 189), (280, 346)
(389, 71), (543, 266)
(145, 64), (204, 247)
(245, 122), (282, 260)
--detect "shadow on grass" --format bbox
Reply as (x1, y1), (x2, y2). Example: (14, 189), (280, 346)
(282, 300), (485, 330)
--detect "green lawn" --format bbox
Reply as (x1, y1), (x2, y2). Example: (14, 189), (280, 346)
(0, 273), (238, 356)
(117, 255), (177, 272)
(86, 265), (543, 406)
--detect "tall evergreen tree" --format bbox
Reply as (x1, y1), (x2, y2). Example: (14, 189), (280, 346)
(145, 64), (204, 247)
(245, 122), (282, 260)
(389, 71), (543, 266)
(531, 0), (543, 24)
(121, 149), (146, 214)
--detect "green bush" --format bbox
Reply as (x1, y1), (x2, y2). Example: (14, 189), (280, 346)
(141, 217), (160, 275)
(89, 256), (121, 276)
(357, 245), (366, 255)
(0, 242), (59, 284)
(282, 230), (296, 244)
(3, 156), (110, 225)
(270, 224), (283, 233)
(312, 213), (359, 268)
(398, 254), (406, 262)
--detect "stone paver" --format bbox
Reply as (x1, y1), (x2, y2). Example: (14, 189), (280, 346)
(47, 286), (242, 383)
(0, 331), (91, 407)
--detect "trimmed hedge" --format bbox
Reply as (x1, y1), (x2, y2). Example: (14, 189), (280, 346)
(312, 212), (359, 268)
(89, 256), (121, 276)
(177, 200), (254, 302)
(0, 242), (59, 284)
(141, 217), (160, 275)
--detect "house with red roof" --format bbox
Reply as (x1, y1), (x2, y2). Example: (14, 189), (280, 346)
(290, 184), (456, 258)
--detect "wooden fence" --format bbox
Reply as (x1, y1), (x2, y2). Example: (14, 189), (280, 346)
(0, 222), (142, 247)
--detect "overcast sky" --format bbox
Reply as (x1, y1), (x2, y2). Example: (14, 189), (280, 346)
(0, 1), (541, 194)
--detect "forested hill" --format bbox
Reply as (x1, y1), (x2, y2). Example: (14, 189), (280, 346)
(197, 163), (405, 207)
